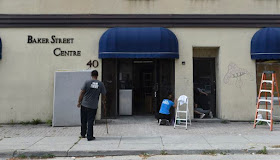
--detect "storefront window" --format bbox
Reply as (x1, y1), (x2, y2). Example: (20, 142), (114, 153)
(256, 61), (280, 99)
(119, 60), (133, 89)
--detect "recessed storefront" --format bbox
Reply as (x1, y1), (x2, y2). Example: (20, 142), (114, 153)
(102, 59), (175, 118)
(99, 27), (177, 118)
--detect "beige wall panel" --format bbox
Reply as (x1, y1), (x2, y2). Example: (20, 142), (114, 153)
(0, 27), (265, 122)
(0, 28), (106, 123)
(0, 0), (280, 14)
(172, 28), (257, 120)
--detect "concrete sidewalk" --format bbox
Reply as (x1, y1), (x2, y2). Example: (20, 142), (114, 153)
(1, 135), (280, 157)
(1, 116), (280, 158)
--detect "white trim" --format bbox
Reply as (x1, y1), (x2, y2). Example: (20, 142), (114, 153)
(251, 53), (280, 55)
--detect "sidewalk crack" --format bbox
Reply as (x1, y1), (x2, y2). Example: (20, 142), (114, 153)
(242, 135), (251, 142)
(160, 136), (164, 150)
(67, 137), (82, 156)
(202, 135), (214, 148)
(26, 136), (46, 149)
(160, 136), (164, 146)
(14, 136), (45, 157)
(241, 135), (255, 150)
(117, 136), (122, 148)
(13, 150), (18, 157)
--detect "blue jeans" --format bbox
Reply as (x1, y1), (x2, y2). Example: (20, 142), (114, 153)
(194, 107), (210, 114)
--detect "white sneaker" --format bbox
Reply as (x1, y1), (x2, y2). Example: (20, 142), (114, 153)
(200, 114), (205, 119)
(209, 112), (213, 118)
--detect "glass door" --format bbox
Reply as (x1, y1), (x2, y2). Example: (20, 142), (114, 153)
(102, 59), (118, 118)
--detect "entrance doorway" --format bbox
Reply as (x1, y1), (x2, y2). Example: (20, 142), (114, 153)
(102, 59), (174, 118)
(133, 61), (154, 115)
(193, 58), (216, 118)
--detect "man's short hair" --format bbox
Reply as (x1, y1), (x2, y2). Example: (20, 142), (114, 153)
(167, 92), (173, 100)
(167, 92), (173, 97)
(91, 70), (98, 77)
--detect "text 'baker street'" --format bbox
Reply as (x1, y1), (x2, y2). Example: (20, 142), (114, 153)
(27, 35), (74, 44)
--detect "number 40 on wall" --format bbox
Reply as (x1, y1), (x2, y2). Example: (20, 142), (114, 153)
(86, 60), (99, 68)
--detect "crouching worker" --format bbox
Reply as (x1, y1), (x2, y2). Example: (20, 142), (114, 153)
(157, 93), (177, 125)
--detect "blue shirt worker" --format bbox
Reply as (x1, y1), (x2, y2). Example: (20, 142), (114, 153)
(157, 93), (177, 124)
(77, 70), (106, 141)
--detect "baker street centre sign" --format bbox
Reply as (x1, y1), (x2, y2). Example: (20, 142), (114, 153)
(27, 35), (81, 56)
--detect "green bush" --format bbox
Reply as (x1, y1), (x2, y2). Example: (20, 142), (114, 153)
(256, 146), (267, 154)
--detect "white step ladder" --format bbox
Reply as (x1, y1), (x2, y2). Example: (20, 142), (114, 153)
(174, 95), (191, 130)
(253, 71), (280, 131)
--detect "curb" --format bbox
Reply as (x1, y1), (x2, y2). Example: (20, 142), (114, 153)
(0, 150), (14, 158)
(8, 148), (280, 157)
(14, 150), (67, 157)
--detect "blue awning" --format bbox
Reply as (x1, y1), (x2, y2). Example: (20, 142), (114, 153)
(251, 27), (280, 60)
(99, 27), (179, 59)
(0, 38), (2, 59)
